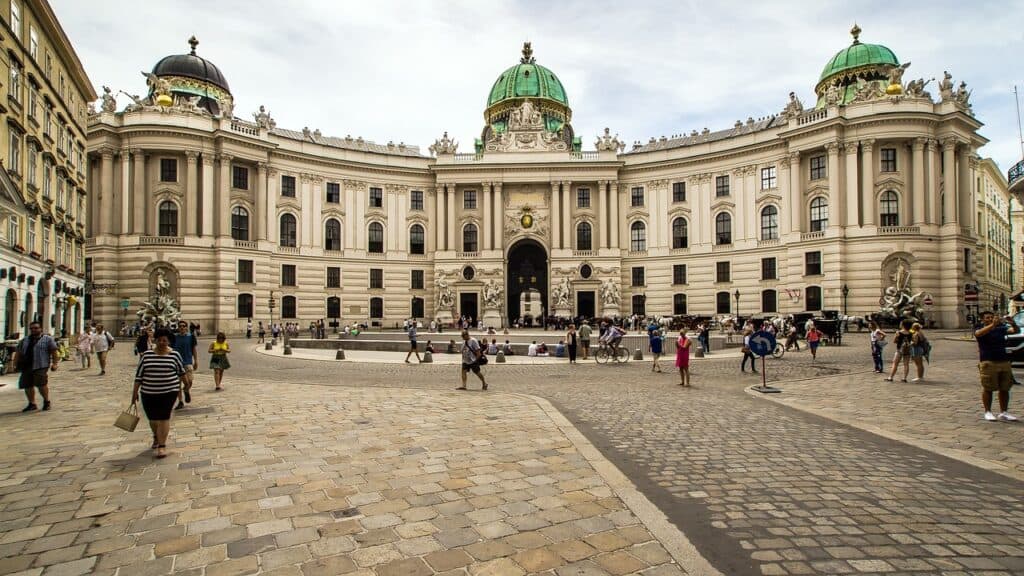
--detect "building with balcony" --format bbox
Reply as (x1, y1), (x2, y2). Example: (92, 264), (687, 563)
(0, 0), (94, 339)
(87, 27), (997, 331)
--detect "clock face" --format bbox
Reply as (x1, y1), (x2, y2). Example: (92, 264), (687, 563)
(521, 214), (533, 229)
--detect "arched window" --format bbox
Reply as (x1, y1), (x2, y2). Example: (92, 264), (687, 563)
(576, 222), (592, 251)
(237, 294), (253, 318)
(761, 289), (777, 314)
(282, 295), (296, 318)
(810, 197), (828, 232)
(231, 206), (249, 241)
(805, 286), (822, 311)
(158, 201), (178, 237)
(369, 297), (384, 319)
(715, 213), (732, 245)
(673, 293), (687, 315)
(279, 214), (297, 247)
(409, 224), (425, 254)
(368, 222), (384, 253)
(462, 223), (478, 252)
(672, 217), (688, 249)
(760, 206), (779, 240)
(630, 221), (646, 252)
(631, 294), (646, 316)
(324, 218), (341, 251)
(716, 291), (731, 314)
(880, 191), (899, 227)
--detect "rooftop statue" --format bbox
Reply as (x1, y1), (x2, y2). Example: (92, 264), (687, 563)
(100, 86), (117, 113)
(253, 105), (276, 129)
(595, 128), (625, 152)
(939, 71), (954, 102)
(429, 131), (458, 155)
(904, 77), (932, 99)
(781, 91), (804, 119)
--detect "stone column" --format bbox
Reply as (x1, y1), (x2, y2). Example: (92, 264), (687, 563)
(184, 151), (198, 236)
(396, 187), (407, 252)
(434, 185), (445, 251)
(313, 177), (325, 247)
(256, 162), (268, 240)
(861, 140), (875, 226)
(98, 149), (113, 236)
(699, 175), (712, 245)
(132, 149), (147, 235)
(199, 155), (215, 236)
(300, 175), (313, 247)
(958, 147), (972, 231)
(788, 152), (802, 233)
(648, 181), (661, 247)
(145, 155), (156, 235)
(267, 168), (279, 242)
(610, 181), (620, 248)
(493, 182), (504, 252)
(826, 142), (841, 230)
(844, 143), (859, 227)
(482, 182), (492, 251)
(597, 180), (608, 249)
(912, 138), (926, 225)
(550, 182), (561, 249)
(927, 139), (941, 224)
(445, 184), (455, 251)
(217, 155), (233, 237)
(563, 181), (573, 249)
(119, 150), (130, 234)
(942, 138), (958, 224)
(779, 158), (792, 234)
(355, 186), (367, 250)
(689, 176), (702, 245)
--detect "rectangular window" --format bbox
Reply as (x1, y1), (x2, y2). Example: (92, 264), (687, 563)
(716, 261), (730, 283)
(8, 130), (20, 173)
(8, 63), (20, 102)
(237, 259), (253, 284)
(28, 86), (37, 119)
(369, 187), (383, 208)
(26, 144), (36, 187)
(964, 249), (971, 273)
(10, 1), (20, 38)
(762, 290), (778, 314)
(326, 182), (341, 203)
(805, 251), (822, 276)
(761, 257), (777, 280)
(281, 264), (296, 287)
(630, 187), (644, 207)
(42, 228), (49, 259)
(715, 175), (730, 197)
(26, 217), (34, 251)
(672, 181), (686, 202)
(326, 266), (341, 288)
(411, 269), (424, 290)
(232, 165), (249, 190)
(281, 175), (296, 197)
(369, 268), (383, 289)
(8, 215), (19, 247)
(673, 264), (687, 285)
(761, 166), (777, 190)
(880, 148), (897, 172)
(673, 294), (687, 315)
(29, 26), (37, 60)
(160, 158), (177, 182)
(463, 190), (477, 210)
(810, 155), (826, 180)
(631, 266), (645, 287)
(410, 190), (423, 211)
(577, 188), (590, 208)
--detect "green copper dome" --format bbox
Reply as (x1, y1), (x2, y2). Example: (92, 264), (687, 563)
(818, 25), (899, 82)
(487, 43), (568, 107)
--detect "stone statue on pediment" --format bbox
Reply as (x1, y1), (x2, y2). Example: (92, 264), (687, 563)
(595, 128), (625, 152)
(904, 77), (932, 99)
(939, 71), (954, 102)
(429, 131), (458, 155)
(253, 105), (276, 129)
(100, 86), (117, 113)
(781, 91), (804, 119)
(600, 279), (620, 306)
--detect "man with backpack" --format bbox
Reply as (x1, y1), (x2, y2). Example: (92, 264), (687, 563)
(456, 329), (487, 391)
(91, 324), (115, 376)
(11, 322), (58, 412)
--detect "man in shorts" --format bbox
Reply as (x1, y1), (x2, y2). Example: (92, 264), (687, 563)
(11, 322), (58, 412)
(404, 321), (421, 363)
(173, 321), (199, 409)
(974, 311), (1019, 422)
(91, 324), (113, 375)
(456, 329), (487, 391)
(578, 322), (592, 360)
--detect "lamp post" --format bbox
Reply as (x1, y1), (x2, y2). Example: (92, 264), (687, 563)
(734, 289), (740, 319)
(268, 291), (277, 328)
(842, 284), (850, 316)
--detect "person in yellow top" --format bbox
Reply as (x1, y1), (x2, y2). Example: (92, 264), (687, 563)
(208, 332), (230, 391)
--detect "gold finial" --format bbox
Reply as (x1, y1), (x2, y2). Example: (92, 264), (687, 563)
(520, 41), (535, 64)
(850, 23), (861, 44)
(188, 35), (199, 55)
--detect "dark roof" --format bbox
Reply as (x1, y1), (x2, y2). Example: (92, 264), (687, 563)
(152, 53), (230, 92)
(625, 116), (786, 154)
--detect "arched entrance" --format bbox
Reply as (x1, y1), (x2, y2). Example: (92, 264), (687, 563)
(506, 239), (548, 326)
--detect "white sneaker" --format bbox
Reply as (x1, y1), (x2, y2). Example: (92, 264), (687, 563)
(911, 377), (921, 382)
(984, 411), (998, 421)
(997, 412), (1019, 422)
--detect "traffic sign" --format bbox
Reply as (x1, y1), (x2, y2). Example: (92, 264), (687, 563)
(748, 330), (776, 358)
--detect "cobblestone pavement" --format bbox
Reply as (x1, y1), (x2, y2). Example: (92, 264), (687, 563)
(1, 333), (1022, 576)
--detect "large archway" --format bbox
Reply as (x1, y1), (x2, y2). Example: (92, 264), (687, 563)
(506, 239), (548, 325)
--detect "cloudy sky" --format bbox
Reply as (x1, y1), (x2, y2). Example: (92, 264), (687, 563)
(54, 0), (1024, 172)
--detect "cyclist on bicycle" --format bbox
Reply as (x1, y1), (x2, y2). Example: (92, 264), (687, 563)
(600, 324), (625, 356)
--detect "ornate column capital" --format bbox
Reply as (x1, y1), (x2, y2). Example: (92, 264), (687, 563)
(184, 149), (199, 163)
(788, 151), (801, 164)
(98, 146), (116, 159)
(926, 138), (940, 152)
(844, 141), (859, 155)
(912, 137), (927, 151)
(941, 136), (959, 151)
(218, 153), (235, 163)
(492, 182), (503, 192)
(860, 139), (876, 153)
(560, 180), (573, 188)
(257, 161), (268, 173)
(201, 154), (215, 166)
(968, 155), (980, 169)
(825, 141), (841, 154)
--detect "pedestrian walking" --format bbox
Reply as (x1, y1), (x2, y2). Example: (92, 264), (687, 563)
(784, 324), (800, 351)
(208, 332), (231, 391)
(910, 322), (929, 381)
(134, 327), (152, 357)
(91, 324), (114, 375)
(404, 321), (421, 363)
(257, 322), (266, 343)
(173, 321), (199, 409)
(676, 328), (691, 387)
(741, 328), (757, 373)
(974, 311), (1019, 421)
(649, 328), (663, 372)
(566, 324), (578, 364)
(77, 327), (92, 370)
(132, 327), (186, 459)
(806, 325), (824, 361)
(578, 322), (591, 360)
(246, 319), (253, 339)
(885, 320), (913, 382)
(869, 322), (886, 373)
(698, 323), (711, 354)
(11, 322), (58, 412)
(455, 329), (487, 391)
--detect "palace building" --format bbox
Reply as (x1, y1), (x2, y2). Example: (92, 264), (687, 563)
(86, 27), (1010, 332)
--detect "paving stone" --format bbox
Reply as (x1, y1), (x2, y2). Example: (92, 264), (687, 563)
(226, 535), (277, 558)
(204, 556), (259, 576)
(375, 556), (433, 576)
(300, 554), (357, 575)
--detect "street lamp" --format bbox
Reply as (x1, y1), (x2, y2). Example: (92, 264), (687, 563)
(268, 291), (277, 327)
(842, 284), (850, 315)
(734, 289), (740, 318)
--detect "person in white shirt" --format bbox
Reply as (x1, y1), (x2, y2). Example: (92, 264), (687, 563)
(90, 324), (114, 375)
(528, 341), (539, 357)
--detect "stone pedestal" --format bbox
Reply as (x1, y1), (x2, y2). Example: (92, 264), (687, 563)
(496, 351), (506, 363)
(435, 310), (454, 330)
(482, 308), (503, 330)
(422, 351), (433, 363)
(602, 305), (620, 319)
(553, 305), (573, 319)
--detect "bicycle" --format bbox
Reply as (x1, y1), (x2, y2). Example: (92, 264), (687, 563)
(594, 341), (630, 364)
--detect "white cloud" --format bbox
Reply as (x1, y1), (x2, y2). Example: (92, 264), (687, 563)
(54, 0), (1024, 171)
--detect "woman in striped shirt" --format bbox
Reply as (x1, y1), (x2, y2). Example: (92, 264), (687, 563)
(132, 327), (186, 459)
